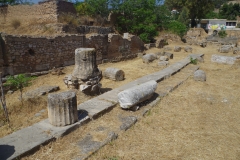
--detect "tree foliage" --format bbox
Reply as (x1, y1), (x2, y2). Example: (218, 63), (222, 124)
(219, 3), (240, 20)
(165, 0), (214, 27)
(116, 0), (158, 43)
(178, 7), (189, 26)
(75, 0), (187, 42)
(168, 20), (187, 38)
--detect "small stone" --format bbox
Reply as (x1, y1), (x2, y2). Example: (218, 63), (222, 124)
(34, 113), (41, 117)
(194, 70), (206, 82)
(7, 90), (14, 94)
(158, 61), (169, 66)
(174, 46), (181, 52)
(68, 81), (73, 85)
(159, 56), (169, 61)
(184, 46), (193, 52)
(120, 116), (137, 131)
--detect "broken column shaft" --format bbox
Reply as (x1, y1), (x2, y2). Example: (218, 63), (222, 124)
(48, 91), (78, 126)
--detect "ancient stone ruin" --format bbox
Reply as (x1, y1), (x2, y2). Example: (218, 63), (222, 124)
(103, 67), (125, 81)
(48, 90), (78, 127)
(118, 80), (157, 110)
(64, 48), (102, 95)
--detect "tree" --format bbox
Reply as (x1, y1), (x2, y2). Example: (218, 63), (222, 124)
(155, 4), (172, 30)
(165, 0), (214, 27)
(75, 2), (91, 15)
(168, 20), (187, 38)
(5, 74), (35, 107)
(178, 6), (189, 26)
(0, 73), (9, 123)
(213, 0), (227, 9)
(204, 11), (219, 19)
(115, 0), (158, 43)
(85, 0), (109, 18)
(219, 3), (240, 20)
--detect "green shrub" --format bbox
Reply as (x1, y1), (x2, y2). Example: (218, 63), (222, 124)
(218, 30), (227, 38)
(190, 57), (197, 65)
(11, 19), (21, 29)
(167, 21), (187, 38)
(5, 74), (35, 107)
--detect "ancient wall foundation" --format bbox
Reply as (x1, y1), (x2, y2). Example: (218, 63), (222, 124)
(0, 33), (144, 75)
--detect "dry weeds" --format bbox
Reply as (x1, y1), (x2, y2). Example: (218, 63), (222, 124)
(21, 43), (240, 160)
(0, 47), (171, 138)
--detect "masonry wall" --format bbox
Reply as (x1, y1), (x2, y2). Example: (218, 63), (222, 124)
(107, 34), (144, 60)
(0, 33), (144, 75)
(1, 34), (85, 74)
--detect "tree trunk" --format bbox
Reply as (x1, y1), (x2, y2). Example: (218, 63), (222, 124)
(191, 18), (197, 28)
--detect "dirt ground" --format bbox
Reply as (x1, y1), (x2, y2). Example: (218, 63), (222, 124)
(19, 42), (240, 160)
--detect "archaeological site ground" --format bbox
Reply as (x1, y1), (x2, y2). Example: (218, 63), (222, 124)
(1, 1), (240, 160)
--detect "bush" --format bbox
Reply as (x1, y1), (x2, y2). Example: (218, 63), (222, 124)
(11, 19), (21, 29)
(167, 21), (187, 38)
(218, 30), (227, 38)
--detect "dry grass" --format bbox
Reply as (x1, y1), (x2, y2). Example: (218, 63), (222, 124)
(58, 13), (80, 26)
(10, 19), (21, 29)
(0, 47), (169, 138)
(21, 43), (240, 160)
(90, 45), (240, 160)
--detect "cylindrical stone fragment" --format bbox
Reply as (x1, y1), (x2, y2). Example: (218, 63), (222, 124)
(118, 80), (157, 109)
(72, 48), (101, 81)
(103, 67), (125, 81)
(48, 91), (78, 127)
(142, 53), (157, 63)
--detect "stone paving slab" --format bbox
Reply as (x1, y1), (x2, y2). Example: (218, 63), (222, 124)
(0, 115), (90, 160)
(0, 54), (203, 160)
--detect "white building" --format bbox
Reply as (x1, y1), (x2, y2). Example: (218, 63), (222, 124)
(200, 19), (237, 32)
